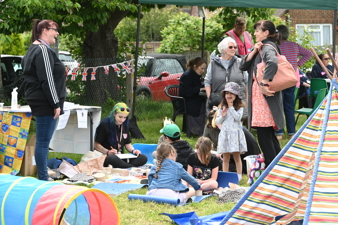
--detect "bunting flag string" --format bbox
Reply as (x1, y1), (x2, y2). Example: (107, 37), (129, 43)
(65, 60), (133, 81)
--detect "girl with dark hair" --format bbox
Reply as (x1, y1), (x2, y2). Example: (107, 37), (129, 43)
(22, 19), (65, 181)
(147, 143), (200, 205)
(94, 102), (148, 168)
(179, 57), (207, 137)
(240, 20), (284, 167)
(216, 82), (247, 180)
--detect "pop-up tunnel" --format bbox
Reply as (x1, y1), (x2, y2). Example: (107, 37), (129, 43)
(0, 174), (119, 225)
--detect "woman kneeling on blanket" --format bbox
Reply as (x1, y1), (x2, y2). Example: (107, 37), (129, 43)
(94, 102), (148, 168)
(147, 143), (201, 205)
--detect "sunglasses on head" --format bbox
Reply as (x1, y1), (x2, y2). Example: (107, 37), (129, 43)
(118, 107), (130, 112)
(228, 46), (237, 49)
(324, 58), (330, 60)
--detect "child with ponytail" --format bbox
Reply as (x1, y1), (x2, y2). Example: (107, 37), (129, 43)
(147, 143), (200, 205)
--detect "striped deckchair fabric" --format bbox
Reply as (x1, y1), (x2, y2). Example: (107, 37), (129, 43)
(221, 80), (338, 225)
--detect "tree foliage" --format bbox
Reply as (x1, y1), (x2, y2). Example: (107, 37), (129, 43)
(0, 0), (141, 104)
(0, 33), (25, 55)
(115, 5), (182, 42)
(157, 12), (223, 54)
(157, 7), (276, 54)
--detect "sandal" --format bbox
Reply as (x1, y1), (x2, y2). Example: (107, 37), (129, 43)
(276, 135), (283, 141)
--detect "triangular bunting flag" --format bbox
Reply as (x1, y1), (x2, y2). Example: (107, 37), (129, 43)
(91, 67), (98, 80)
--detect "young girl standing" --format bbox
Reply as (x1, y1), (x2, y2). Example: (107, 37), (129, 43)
(147, 143), (200, 205)
(216, 82), (247, 180)
(187, 137), (219, 192)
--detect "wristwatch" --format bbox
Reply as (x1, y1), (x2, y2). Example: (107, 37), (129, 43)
(259, 82), (269, 87)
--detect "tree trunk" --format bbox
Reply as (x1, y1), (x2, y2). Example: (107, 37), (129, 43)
(83, 9), (131, 105)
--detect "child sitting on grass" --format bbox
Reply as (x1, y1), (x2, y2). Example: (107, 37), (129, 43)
(187, 136), (219, 193)
(147, 143), (200, 205)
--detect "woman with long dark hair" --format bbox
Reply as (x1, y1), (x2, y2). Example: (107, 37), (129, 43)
(240, 20), (284, 167)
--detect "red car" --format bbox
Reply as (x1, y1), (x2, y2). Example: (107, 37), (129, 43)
(136, 53), (187, 101)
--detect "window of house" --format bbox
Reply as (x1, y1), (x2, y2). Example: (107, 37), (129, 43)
(296, 24), (332, 46)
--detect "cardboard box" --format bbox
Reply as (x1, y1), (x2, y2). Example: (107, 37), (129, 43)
(20, 135), (37, 176)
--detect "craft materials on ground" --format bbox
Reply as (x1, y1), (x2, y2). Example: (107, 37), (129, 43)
(216, 183), (249, 203)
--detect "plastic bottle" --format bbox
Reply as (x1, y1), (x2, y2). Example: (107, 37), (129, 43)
(11, 87), (18, 110)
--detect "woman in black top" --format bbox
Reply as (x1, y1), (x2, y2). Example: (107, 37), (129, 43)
(94, 102), (147, 168)
(22, 19), (66, 181)
(179, 57), (207, 137)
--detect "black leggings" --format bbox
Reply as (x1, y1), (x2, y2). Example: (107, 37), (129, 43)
(256, 127), (281, 168)
(103, 154), (148, 168)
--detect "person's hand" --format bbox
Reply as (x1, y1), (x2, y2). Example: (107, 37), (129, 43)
(133, 149), (141, 156)
(107, 147), (117, 155)
(260, 86), (275, 97)
(221, 106), (227, 117)
(227, 99), (233, 107)
(303, 83), (310, 88)
(54, 107), (61, 119)
(254, 42), (264, 52)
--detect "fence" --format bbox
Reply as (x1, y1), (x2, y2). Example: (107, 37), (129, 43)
(1, 51), (208, 118)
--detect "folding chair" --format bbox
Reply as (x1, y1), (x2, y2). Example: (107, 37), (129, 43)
(295, 88), (327, 124)
(164, 85), (186, 132)
(132, 143), (158, 165)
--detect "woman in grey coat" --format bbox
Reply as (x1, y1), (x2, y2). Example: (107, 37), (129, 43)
(240, 20), (284, 167)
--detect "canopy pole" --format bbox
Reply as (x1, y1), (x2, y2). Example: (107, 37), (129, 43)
(333, 10), (337, 57)
(132, 3), (142, 116)
(202, 17), (205, 58)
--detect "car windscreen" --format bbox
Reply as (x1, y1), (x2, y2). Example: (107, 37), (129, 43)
(59, 54), (75, 62)
(153, 58), (184, 76)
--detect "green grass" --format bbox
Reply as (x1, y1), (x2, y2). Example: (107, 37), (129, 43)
(32, 98), (307, 224)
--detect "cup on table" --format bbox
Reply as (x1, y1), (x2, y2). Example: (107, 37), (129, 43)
(0, 103), (4, 110)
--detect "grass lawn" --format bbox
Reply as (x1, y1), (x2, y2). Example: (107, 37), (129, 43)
(43, 99), (306, 224)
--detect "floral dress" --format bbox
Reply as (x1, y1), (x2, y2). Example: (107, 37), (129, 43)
(215, 106), (247, 154)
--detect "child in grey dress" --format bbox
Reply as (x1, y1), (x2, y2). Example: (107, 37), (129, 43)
(216, 82), (247, 180)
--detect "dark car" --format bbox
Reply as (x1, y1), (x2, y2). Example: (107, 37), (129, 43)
(0, 55), (24, 102)
(137, 53), (187, 101)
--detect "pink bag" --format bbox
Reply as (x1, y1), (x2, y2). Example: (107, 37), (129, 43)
(256, 44), (298, 92)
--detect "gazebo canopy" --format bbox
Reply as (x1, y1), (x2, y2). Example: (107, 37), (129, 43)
(138, 0), (338, 10)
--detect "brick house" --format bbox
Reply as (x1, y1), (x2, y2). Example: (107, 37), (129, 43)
(276, 9), (337, 47)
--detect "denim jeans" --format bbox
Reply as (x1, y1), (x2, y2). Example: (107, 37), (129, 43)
(276, 86), (296, 136)
(35, 115), (57, 180)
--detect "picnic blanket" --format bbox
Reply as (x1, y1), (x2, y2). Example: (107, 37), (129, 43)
(160, 211), (229, 224)
(92, 178), (147, 196)
(0, 112), (32, 174)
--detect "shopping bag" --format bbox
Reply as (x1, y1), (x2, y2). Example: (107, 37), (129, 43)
(248, 154), (265, 185)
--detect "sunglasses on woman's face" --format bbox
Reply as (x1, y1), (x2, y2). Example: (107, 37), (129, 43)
(228, 46), (237, 49)
(324, 58), (330, 60)
(119, 107), (131, 112)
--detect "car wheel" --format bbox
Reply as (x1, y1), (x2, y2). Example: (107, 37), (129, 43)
(136, 86), (152, 99)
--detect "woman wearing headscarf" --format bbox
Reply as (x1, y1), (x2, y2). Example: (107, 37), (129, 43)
(94, 102), (148, 168)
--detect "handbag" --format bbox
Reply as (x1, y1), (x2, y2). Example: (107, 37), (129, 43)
(256, 44), (298, 92)
(208, 92), (222, 107)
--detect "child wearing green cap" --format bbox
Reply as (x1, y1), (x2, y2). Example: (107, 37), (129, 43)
(156, 124), (194, 170)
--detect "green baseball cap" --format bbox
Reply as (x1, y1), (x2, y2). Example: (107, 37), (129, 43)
(160, 124), (180, 138)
